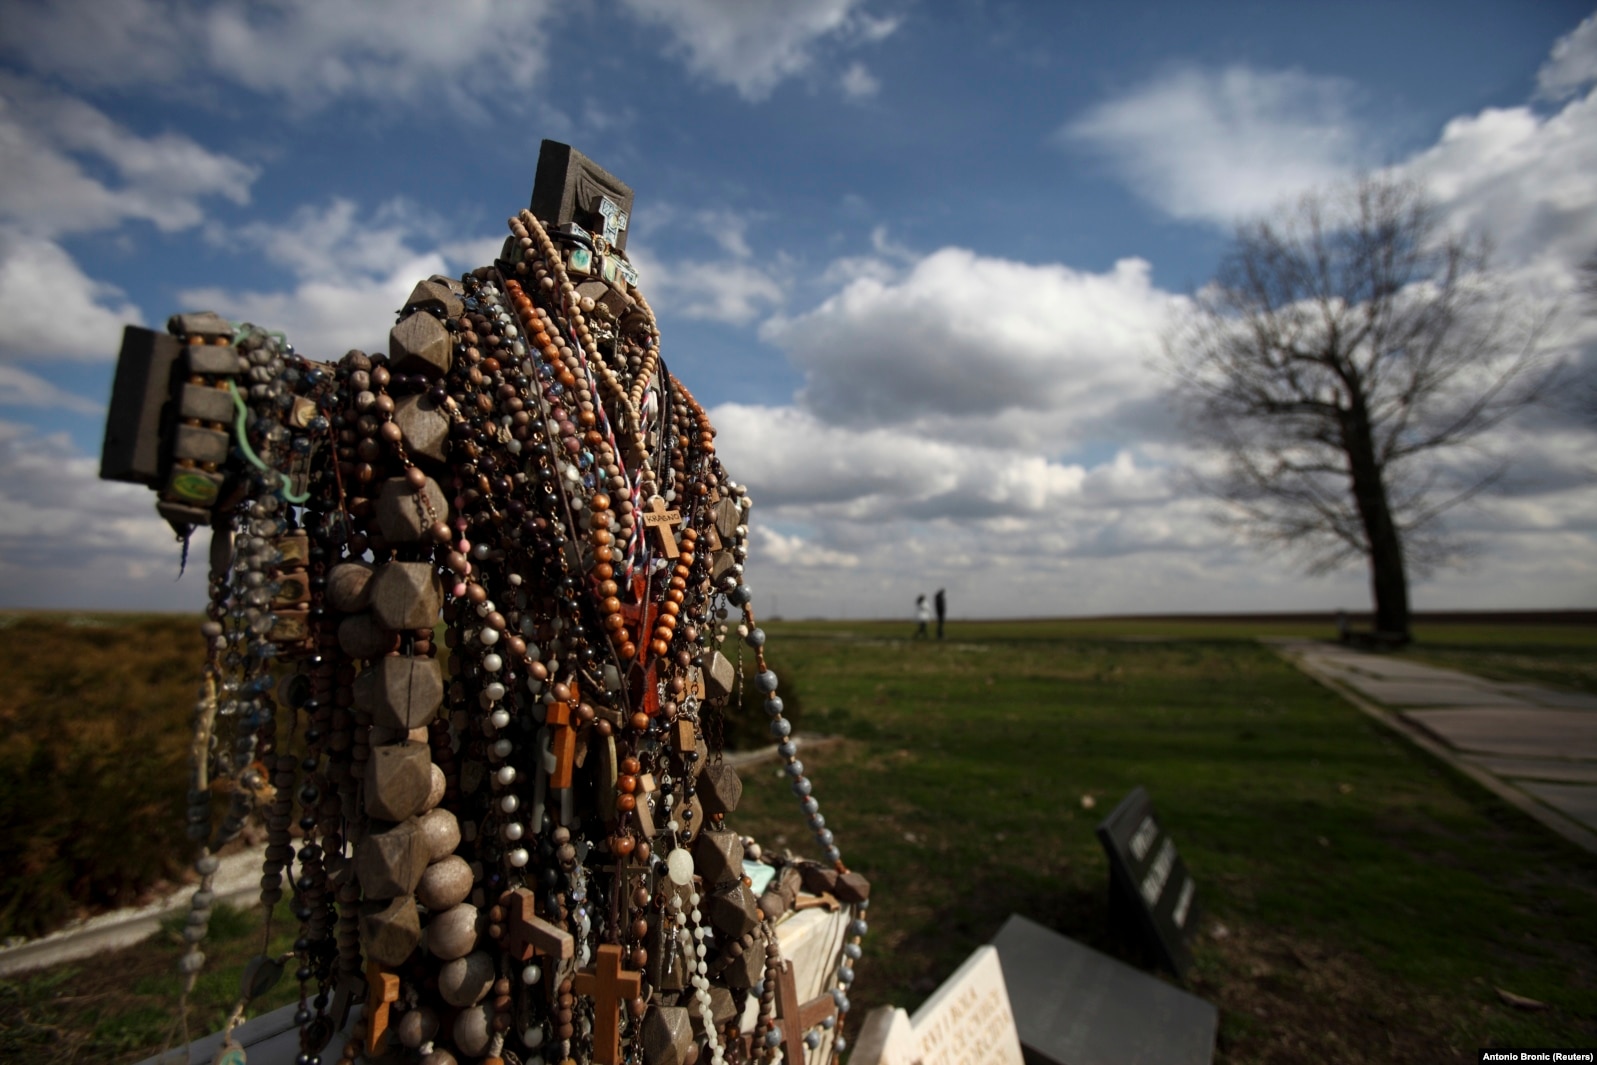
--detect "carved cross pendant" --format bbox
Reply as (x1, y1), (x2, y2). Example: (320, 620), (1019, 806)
(572, 943), (643, 1065)
(503, 886), (574, 964)
(774, 958), (838, 1065)
(642, 495), (683, 558)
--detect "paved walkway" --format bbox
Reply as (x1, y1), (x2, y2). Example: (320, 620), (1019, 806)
(1273, 640), (1597, 855)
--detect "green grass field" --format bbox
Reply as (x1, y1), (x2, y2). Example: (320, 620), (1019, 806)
(1, 613), (1594, 1064)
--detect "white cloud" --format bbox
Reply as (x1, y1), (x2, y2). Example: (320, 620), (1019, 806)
(183, 199), (496, 359)
(615, 0), (897, 101)
(619, 207), (788, 325)
(1538, 12), (1597, 100)
(1063, 65), (1368, 224)
(762, 249), (1178, 451)
(1398, 89), (1597, 273)
(0, 421), (209, 611)
(0, 74), (256, 239)
(840, 62), (880, 99)
(0, 74), (251, 372)
(0, 0), (558, 109)
(0, 233), (142, 361)
(0, 364), (106, 416)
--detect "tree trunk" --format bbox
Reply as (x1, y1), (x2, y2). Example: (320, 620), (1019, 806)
(1344, 403), (1412, 642)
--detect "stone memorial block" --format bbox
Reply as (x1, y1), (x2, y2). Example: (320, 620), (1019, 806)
(531, 140), (635, 252)
(851, 946), (1024, 1065)
(1096, 786), (1199, 979)
(991, 913), (1217, 1065)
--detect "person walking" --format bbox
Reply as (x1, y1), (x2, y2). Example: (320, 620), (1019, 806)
(934, 588), (946, 639)
(914, 594), (931, 639)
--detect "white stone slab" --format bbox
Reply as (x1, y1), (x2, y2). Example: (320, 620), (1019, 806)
(852, 946), (1024, 1065)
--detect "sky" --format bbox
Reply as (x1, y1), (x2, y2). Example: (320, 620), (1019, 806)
(0, 0), (1594, 620)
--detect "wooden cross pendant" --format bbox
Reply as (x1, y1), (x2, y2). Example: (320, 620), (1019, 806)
(774, 958), (838, 1065)
(503, 886), (574, 964)
(364, 961), (401, 1056)
(642, 496), (682, 558)
(572, 943), (643, 1065)
(546, 680), (579, 789)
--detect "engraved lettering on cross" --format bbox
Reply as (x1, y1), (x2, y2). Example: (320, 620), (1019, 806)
(572, 942), (643, 1065)
(643, 496), (682, 558)
(774, 957), (838, 1065)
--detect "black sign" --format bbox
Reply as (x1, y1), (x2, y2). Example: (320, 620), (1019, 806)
(1096, 786), (1199, 980)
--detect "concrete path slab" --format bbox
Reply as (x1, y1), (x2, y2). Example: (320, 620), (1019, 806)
(1269, 638), (1597, 856)
(1401, 708), (1597, 760)
(1463, 756), (1597, 784)
(1517, 781), (1597, 833)
(1354, 681), (1530, 707)
(1490, 685), (1597, 711)
(0, 843), (279, 978)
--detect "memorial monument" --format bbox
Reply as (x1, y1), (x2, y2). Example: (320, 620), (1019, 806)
(101, 142), (869, 1065)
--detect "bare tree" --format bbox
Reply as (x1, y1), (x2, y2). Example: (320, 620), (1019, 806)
(1168, 177), (1550, 641)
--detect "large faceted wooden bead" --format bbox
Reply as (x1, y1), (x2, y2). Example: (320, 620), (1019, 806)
(799, 861), (839, 897)
(361, 895), (421, 967)
(688, 986), (736, 1036)
(325, 561), (375, 613)
(722, 931), (765, 989)
(642, 1005), (694, 1065)
(700, 651), (736, 700)
(355, 819), (430, 899)
(338, 612), (395, 660)
(354, 655), (444, 730)
(390, 310), (453, 377)
(393, 394), (450, 466)
(708, 880), (759, 939)
(375, 476), (448, 544)
(370, 561), (443, 630)
(427, 902), (483, 960)
(698, 763), (742, 817)
(834, 870), (871, 904)
(693, 827), (742, 887)
(406, 279), (464, 320)
(365, 743), (435, 822)
(416, 855), (473, 911)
